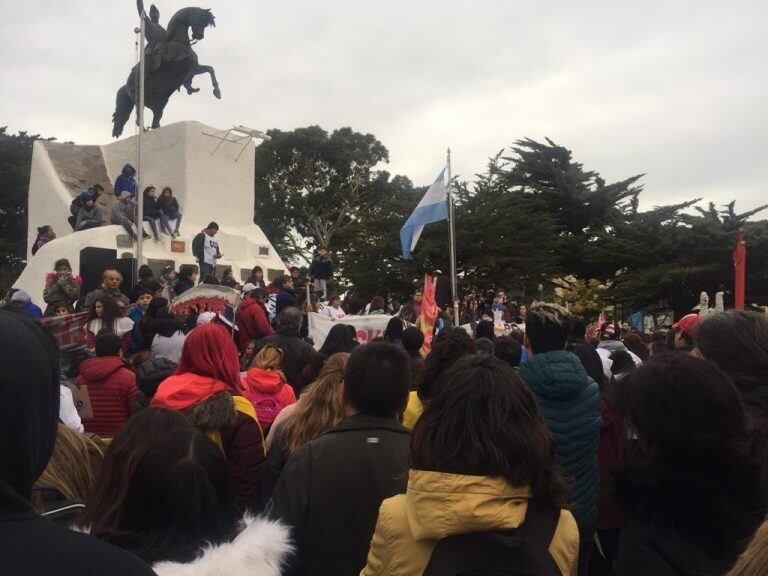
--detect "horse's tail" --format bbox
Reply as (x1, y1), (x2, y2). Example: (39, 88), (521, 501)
(112, 85), (133, 138)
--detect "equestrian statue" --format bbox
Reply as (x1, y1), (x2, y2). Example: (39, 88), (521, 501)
(112, 0), (220, 138)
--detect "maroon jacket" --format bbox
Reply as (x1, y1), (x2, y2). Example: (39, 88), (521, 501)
(77, 356), (138, 438)
(237, 298), (274, 351)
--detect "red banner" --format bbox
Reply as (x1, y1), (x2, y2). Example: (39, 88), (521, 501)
(39, 312), (89, 348)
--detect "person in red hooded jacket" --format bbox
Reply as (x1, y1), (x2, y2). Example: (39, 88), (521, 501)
(236, 286), (274, 352)
(242, 344), (296, 437)
(151, 323), (267, 513)
(78, 332), (140, 438)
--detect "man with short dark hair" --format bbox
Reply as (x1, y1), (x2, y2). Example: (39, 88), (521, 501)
(274, 274), (297, 317)
(270, 342), (411, 576)
(77, 331), (140, 438)
(83, 268), (131, 311)
(192, 222), (222, 282)
(517, 303), (601, 574)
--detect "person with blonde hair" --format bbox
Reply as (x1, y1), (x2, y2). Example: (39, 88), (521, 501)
(242, 344), (297, 437)
(32, 425), (104, 525)
(262, 352), (349, 502)
(729, 521), (768, 576)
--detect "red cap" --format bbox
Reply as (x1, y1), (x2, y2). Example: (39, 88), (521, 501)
(672, 314), (702, 337)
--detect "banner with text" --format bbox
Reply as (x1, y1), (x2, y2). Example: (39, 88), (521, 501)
(309, 312), (392, 350)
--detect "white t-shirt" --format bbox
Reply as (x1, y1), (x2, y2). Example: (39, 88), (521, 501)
(323, 305), (346, 320)
(203, 232), (220, 265)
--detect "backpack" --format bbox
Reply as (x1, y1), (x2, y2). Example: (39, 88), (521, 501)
(422, 499), (562, 576)
(248, 388), (291, 430)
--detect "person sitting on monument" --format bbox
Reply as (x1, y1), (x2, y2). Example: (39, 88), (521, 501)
(83, 268), (132, 311)
(141, 186), (162, 241)
(31, 225), (56, 256)
(75, 193), (103, 231)
(68, 185), (104, 230)
(112, 191), (146, 240)
(157, 186), (182, 237)
(114, 164), (137, 198)
(192, 222), (222, 282)
(43, 258), (81, 315)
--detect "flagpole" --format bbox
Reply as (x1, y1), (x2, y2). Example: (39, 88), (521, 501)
(446, 148), (459, 325)
(135, 10), (146, 281)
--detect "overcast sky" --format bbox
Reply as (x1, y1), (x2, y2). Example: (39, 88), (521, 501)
(2, 0), (767, 212)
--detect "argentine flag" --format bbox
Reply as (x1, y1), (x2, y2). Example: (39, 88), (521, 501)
(400, 169), (448, 259)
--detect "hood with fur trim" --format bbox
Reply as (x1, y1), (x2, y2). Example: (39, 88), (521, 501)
(153, 516), (292, 576)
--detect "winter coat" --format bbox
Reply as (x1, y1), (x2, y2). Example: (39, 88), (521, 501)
(114, 164), (137, 197)
(360, 471), (580, 576)
(276, 288), (298, 316)
(126, 305), (146, 352)
(242, 368), (296, 431)
(151, 374), (267, 513)
(151, 331), (186, 364)
(192, 232), (205, 262)
(309, 257), (333, 280)
(174, 276), (195, 296)
(77, 356), (138, 438)
(254, 332), (316, 396)
(237, 298), (274, 350)
(134, 356), (176, 399)
(143, 195), (161, 219)
(76, 204), (103, 229)
(151, 516), (292, 576)
(43, 273), (82, 314)
(157, 196), (180, 216)
(269, 414), (410, 576)
(111, 199), (136, 224)
(517, 350), (602, 530)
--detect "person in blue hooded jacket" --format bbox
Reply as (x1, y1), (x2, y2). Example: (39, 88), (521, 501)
(114, 164), (137, 198)
(517, 302), (601, 576)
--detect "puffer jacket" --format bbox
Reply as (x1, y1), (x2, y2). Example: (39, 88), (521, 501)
(237, 298), (274, 351)
(77, 356), (138, 438)
(517, 350), (601, 530)
(134, 356), (176, 399)
(242, 368), (296, 432)
(360, 471), (580, 576)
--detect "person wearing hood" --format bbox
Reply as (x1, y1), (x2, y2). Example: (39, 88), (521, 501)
(75, 192), (103, 231)
(595, 322), (643, 381)
(68, 184), (103, 230)
(32, 224), (56, 255)
(112, 190), (145, 240)
(0, 311), (155, 575)
(361, 355), (579, 576)
(98, 427), (292, 575)
(151, 323), (267, 513)
(114, 163), (137, 198)
(43, 258), (82, 315)
(253, 307), (315, 396)
(5, 289), (43, 319)
(242, 345), (297, 437)
(237, 286), (274, 352)
(157, 186), (182, 237)
(612, 355), (767, 576)
(77, 332), (140, 438)
(517, 303), (601, 575)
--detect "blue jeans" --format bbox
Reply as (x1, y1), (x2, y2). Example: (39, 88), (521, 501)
(143, 217), (160, 239)
(161, 210), (182, 234)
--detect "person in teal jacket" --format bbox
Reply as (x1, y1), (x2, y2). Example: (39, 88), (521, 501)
(517, 302), (601, 576)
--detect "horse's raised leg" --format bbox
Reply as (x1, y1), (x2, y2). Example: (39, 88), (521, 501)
(189, 63), (221, 99)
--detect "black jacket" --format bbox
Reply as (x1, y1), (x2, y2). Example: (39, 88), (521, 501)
(192, 231), (205, 262)
(269, 414), (410, 576)
(254, 332), (316, 395)
(309, 257), (333, 280)
(0, 311), (154, 576)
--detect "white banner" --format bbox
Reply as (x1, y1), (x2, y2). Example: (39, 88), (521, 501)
(308, 312), (393, 350)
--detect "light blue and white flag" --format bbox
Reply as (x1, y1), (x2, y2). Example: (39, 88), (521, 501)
(400, 168), (448, 259)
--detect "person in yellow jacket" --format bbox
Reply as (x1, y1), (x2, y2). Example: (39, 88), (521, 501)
(361, 355), (580, 576)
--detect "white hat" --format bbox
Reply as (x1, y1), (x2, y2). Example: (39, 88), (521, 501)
(10, 290), (31, 304)
(242, 283), (257, 296)
(196, 311), (216, 326)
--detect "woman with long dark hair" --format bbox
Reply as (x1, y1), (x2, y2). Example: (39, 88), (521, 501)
(157, 186), (182, 237)
(79, 408), (192, 533)
(361, 355), (579, 575)
(141, 186), (161, 241)
(151, 324), (267, 512)
(96, 427), (291, 573)
(84, 296), (134, 352)
(301, 323), (356, 386)
(613, 355), (767, 576)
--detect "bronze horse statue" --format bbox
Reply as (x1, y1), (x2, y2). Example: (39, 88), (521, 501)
(112, 5), (220, 138)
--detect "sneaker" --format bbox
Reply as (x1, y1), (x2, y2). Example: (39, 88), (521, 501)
(173, 231), (180, 238)
(160, 228), (170, 236)
(142, 232), (151, 239)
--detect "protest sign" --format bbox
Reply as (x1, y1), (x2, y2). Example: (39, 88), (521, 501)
(308, 312), (392, 350)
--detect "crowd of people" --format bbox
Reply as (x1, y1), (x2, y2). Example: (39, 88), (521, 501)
(3, 246), (768, 576)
